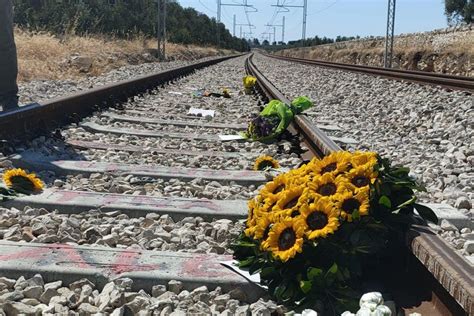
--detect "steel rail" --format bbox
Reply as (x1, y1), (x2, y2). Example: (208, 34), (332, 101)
(245, 53), (473, 315)
(0, 54), (242, 142)
(263, 53), (474, 93)
(245, 54), (340, 158)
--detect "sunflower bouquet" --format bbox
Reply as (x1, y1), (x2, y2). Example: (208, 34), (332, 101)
(0, 168), (44, 200)
(232, 151), (437, 314)
(241, 96), (313, 142)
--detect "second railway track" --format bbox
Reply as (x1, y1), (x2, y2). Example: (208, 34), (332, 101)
(0, 53), (471, 315)
(264, 53), (474, 93)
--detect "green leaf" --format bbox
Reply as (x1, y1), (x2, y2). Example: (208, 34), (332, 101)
(260, 267), (276, 279)
(351, 209), (360, 221)
(300, 280), (312, 294)
(394, 196), (417, 211)
(307, 267), (323, 280)
(237, 257), (256, 268)
(274, 284), (287, 300)
(236, 241), (258, 247)
(414, 203), (438, 223)
(378, 195), (392, 208)
(327, 263), (338, 275)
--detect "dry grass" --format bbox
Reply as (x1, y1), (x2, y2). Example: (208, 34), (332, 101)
(15, 29), (234, 82)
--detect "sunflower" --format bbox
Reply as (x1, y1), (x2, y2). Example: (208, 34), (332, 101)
(309, 151), (351, 176)
(246, 198), (258, 225)
(351, 151), (378, 169)
(273, 186), (305, 213)
(333, 188), (370, 221)
(262, 217), (305, 262)
(2, 168), (44, 194)
(308, 173), (342, 197)
(346, 165), (378, 189)
(300, 199), (340, 240)
(254, 155), (280, 171)
(253, 213), (275, 241)
(259, 173), (289, 198)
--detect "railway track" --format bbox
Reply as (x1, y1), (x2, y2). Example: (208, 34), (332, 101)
(0, 53), (471, 315)
(263, 53), (474, 93)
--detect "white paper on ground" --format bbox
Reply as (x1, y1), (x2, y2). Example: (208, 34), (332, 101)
(168, 91), (183, 95)
(218, 134), (245, 141)
(220, 260), (267, 289)
(188, 107), (215, 117)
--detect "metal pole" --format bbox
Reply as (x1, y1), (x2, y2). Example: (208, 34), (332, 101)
(240, 25), (242, 38)
(384, 0), (396, 68)
(157, 0), (160, 59)
(273, 26), (276, 44)
(302, 0), (307, 41)
(163, 0), (166, 59)
(217, 0), (221, 45)
(233, 14), (236, 36)
(282, 16), (285, 43)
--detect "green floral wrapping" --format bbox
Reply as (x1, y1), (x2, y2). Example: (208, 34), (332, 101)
(242, 96), (314, 141)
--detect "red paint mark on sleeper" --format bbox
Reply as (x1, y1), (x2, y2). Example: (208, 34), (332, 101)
(56, 244), (91, 269)
(181, 255), (233, 278)
(55, 190), (81, 203)
(111, 250), (158, 274)
(0, 247), (49, 262)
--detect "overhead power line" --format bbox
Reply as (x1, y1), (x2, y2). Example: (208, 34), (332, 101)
(271, 0), (307, 42)
(217, 0), (257, 41)
(265, 16), (285, 43)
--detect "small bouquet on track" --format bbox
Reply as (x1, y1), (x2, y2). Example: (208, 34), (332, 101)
(241, 96), (313, 142)
(232, 151), (437, 315)
(243, 75), (257, 95)
(0, 168), (44, 200)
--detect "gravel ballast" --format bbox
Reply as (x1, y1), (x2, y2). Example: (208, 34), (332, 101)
(0, 206), (243, 254)
(0, 274), (285, 315)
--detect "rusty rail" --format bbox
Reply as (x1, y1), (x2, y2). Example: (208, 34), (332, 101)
(246, 53), (473, 315)
(0, 54), (242, 142)
(264, 53), (474, 93)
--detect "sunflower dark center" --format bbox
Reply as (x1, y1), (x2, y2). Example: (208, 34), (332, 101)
(258, 160), (276, 170)
(10, 176), (35, 192)
(306, 211), (328, 230)
(342, 198), (361, 213)
(352, 176), (369, 187)
(263, 225), (272, 240)
(278, 228), (296, 251)
(321, 162), (337, 174)
(284, 196), (299, 209)
(273, 184), (285, 194)
(290, 210), (300, 217)
(317, 183), (337, 196)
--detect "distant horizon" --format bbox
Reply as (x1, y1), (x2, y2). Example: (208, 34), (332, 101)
(178, 0), (448, 42)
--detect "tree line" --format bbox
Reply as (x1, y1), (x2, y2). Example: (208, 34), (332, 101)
(12, 0), (250, 52)
(444, 0), (473, 24)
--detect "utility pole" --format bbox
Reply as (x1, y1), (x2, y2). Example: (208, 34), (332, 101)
(233, 14), (236, 36)
(272, 0), (307, 43)
(282, 16), (285, 43)
(384, 0), (396, 68)
(265, 16), (285, 44)
(156, 0), (166, 60)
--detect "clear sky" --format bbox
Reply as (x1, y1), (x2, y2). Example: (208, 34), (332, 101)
(177, 0), (448, 42)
